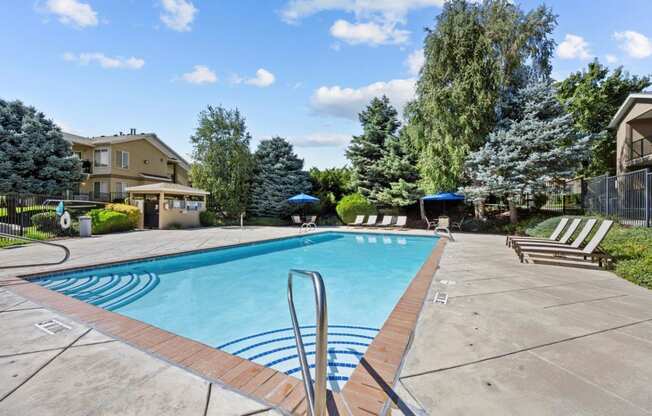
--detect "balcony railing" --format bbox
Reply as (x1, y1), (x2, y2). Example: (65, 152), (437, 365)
(630, 136), (652, 160)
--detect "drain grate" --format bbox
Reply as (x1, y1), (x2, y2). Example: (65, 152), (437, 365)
(433, 292), (448, 305)
(35, 319), (71, 335)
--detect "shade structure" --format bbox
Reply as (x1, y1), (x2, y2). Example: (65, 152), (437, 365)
(287, 193), (320, 204)
(422, 192), (465, 201)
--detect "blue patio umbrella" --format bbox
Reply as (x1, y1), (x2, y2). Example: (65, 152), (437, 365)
(420, 192), (465, 219)
(422, 192), (465, 201)
(287, 193), (320, 204)
(287, 193), (320, 217)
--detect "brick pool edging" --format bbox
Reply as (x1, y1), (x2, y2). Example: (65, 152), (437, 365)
(3, 232), (447, 415)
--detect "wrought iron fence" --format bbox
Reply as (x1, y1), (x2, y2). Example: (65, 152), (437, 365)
(583, 169), (651, 227)
(0, 193), (67, 245)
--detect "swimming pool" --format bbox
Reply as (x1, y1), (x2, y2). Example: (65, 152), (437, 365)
(33, 231), (438, 390)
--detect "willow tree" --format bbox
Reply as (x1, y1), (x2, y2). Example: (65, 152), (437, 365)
(407, 0), (557, 193)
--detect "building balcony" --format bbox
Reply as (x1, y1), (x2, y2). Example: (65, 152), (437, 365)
(625, 136), (652, 169)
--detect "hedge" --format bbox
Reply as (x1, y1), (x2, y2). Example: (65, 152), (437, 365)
(89, 209), (134, 234)
(335, 193), (376, 224)
(105, 203), (139, 227)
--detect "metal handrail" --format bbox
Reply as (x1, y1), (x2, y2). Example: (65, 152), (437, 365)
(287, 269), (328, 416)
(0, 232), (70, 269)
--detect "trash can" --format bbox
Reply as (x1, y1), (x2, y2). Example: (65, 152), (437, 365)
(79, 216), (92, 237)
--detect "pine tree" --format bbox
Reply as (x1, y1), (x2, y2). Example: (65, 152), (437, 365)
(0, 99), (82, 194)
(346, 96), (399, 202)
(464, 81), (591, 223)
(373, 130), (421, 207)
(189, 105), (253, 218)
(249, 137), (311, 217)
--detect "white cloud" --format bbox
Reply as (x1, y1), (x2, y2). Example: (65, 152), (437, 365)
(329, 19), (408, 45)
(181, 65), (217, 84)
(45, 0), (98, 28)
(232, 68), (276, 87)
(557, 34), (591, 60)
(614, 31), (652, 59)
(281, 0), (445, 25)
(160, 0), (197, 32)
(291, 132), (351, 148)
(63, 52), (145, 69)
(311, 78), (416, 120)
(405, 48), (424, 76)
(605, 54), (618, 64)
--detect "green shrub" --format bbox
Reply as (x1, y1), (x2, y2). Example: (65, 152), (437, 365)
(105, 203), (139, 227)
(89, 209), (134, 234)
(167, 222), (184, 230)
(247, 216), (286, 226)
(336, 193), (376, 224)
(616, 255), (652, 289)
(31, 211), (58, 232)
(200, 210), (218, 227)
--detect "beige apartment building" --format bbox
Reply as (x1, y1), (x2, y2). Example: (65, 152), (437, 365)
(63, 129), (191, 201)
(609, 93), (652, 175)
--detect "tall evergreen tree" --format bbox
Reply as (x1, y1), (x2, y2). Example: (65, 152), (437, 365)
(463, 81), (591, 223)
(408, 0), (556, 193)
(189, 105), (253, 218)
(373, 129), (421, 207)
(0, 99), (82, 194)
(249, 137), (311, 217)
(556, 59), (651, 176)
(346, 96), (400, 203)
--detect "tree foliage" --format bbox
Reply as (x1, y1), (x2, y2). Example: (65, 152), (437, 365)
(0, 99), (81, 194)
(248, 137), (311, 217)
(556, 59), (651, 176)
(407, 0), (557, 193)
(463, 81), (591, 223)
(189, 105), (253, 218)
(309, 167), (353, 214)
(346, 96), (421, 207)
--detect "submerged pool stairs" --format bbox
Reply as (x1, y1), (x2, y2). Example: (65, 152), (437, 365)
(35, 273), (160, 311)
(218, 325), (379, 390)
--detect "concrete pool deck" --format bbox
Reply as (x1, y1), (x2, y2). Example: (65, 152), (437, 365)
(1, 227), (651, 415)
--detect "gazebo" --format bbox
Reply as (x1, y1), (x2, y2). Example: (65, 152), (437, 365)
(126, 183), (209, 229)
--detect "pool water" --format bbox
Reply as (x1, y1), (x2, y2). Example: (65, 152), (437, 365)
(34, 232), (438, 390)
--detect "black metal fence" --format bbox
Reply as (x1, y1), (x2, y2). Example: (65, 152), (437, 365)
(583, 169), (651, 227)
(0, 194), (66, 245)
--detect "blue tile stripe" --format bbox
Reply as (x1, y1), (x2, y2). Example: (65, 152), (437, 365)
(217, 324), (379, 349)
(285, 362), (359, 376)
(247, 340), (370, 361)
(231, 332), (376, 356)
(264, 349), (364, 368)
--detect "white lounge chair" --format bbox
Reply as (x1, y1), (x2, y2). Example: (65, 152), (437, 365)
(291, 215), (303, 228)
(434, 216), (454, 241)
(425, 216), (438, 230)
(513, 218), (582, 251)
(518, 220), (614, 268)
(392, 216), (407, 230)
(304, 215), (317, 230)
(349, 215), (365, 226)
(513, 218), (593, 251)
(506, 217), (569, 247)
(376, 215), (394, 227)
(362, 215), (378, 227)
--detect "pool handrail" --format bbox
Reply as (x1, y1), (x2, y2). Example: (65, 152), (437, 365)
(0, 232), (70, 269)
(287, 269), (328, 416)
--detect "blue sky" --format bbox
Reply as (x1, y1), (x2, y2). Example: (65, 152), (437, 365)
(1, 0), (651, 169)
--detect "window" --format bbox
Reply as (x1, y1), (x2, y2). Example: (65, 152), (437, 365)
(94, 149), (109, 167)
(93, 181), (108, 195)
(73, 151), (82, 159)
(115, 182), (126, 195)
(116, 150), (129, 169)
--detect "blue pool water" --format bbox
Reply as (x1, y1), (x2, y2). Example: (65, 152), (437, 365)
(34, 231), (438, 389)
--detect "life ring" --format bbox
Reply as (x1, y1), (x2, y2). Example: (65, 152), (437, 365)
(60, 211), (71, 230)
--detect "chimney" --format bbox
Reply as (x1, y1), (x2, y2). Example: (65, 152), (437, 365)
(130, 128), (136, 135)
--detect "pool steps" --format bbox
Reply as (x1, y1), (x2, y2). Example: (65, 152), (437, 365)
(35, 272), (160, 311)
(218, 325), (379, 390)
